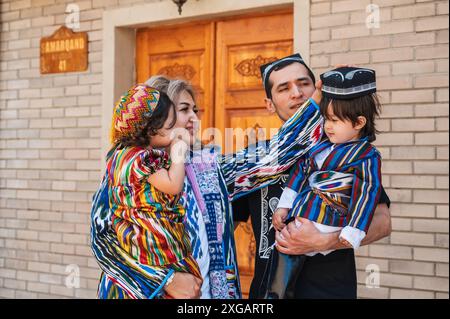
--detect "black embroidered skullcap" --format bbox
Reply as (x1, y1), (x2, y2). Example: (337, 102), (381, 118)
(320, 67), (377, 100)
(259, 53), (315, 98)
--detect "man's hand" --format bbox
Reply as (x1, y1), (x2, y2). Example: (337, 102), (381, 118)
(164, 272), (203, 299)
(275, 217), (339, 255)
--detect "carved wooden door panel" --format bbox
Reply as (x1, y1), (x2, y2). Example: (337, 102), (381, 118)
(136, 22), (215, 131)
(136, 10), (293, 298)
(215, 12), (293, 298)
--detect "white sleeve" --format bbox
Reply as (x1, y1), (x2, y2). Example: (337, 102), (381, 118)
(339, 226), (366, 249)
(277, 187), (298, 209)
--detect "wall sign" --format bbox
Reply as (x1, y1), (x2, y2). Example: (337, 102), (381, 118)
(40, 26), (88, 74)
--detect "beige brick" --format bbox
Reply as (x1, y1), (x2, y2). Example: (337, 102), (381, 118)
(414, 247), (449, 263)
(17, 270), (38, 282)
(330, 51), (370, 65)
(369, 245), (412, 260)
(50, 243), (75, 255)
(311, 29), (330, 42)
(392, 3), (435, 19)
(372, 20), (414, 36)
(391, 203), (435, 218)
(416, 133), (449, 146)
(437, 88), (449, 102)
(414, 276), (449, 292)
(332, 24), (370, 39)
(391, 260), (435, 276)
(416, 75), (449, 89)
(437, 58), (449, 72)
(372, 47), (413, 63)
(39, 232), (62, 243)
(416, 16), (449, 32)
(414, 190), (449, 204)
(39, 274), (63, 285)
(392, 119), (435, 132)
(437, 118), (449, 131)
(0, 288), (15, 299)
(416, 103), (449, 117)
(376, 133), (414, 146)
(380, 273), (414, 289)
(391, 175), (435, 189)
(331, 0), (371, 13)
(438, 27), (449, 44)
(27, 282), (49, 294)
(437, 292), (449, 299)
(377, 77), (413, 91)
(355, 257), (389, 272)
(311, 2), (331, 15)
(311, 13), (350, 30)
(413, 219), (449, 233)
(437, 1), (449, 15)
(416, 45), (449, 60)
(311, 39), (350, 54)
(371, 0), (414, 7)
(436, 176), (449, 189)
(357, 285), (390, 299)
(390, 289), (434, 299)
(437, 147), (449, 160)
(392, 61), (435, 75)
(390, 231), (435, 247)
(414, 161), (449, 175)
(436, 234), (449, 249)
(391, 217), (413, 231)
(436, 263), (449, 277)
(392, 90), (434, 104)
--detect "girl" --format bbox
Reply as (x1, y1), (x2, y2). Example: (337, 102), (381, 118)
(103, 84), (201, 298)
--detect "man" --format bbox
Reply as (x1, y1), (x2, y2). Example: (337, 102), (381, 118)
(233, 54), (392, 299)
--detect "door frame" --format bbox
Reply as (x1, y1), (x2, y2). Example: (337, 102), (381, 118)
(101, 0), (311, 162)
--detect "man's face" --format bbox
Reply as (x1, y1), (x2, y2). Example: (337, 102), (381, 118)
(265, 63), (315, 122)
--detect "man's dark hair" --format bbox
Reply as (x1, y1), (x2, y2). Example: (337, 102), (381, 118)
(265, 60), (316, 99)
(319, 93), (382, 143)
(117, 92), (177, 148)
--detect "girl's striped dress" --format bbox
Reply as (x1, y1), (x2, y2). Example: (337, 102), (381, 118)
(106, 146), (201, 294)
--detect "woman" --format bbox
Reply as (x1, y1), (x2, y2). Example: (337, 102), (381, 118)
(91, 76), (322, 299)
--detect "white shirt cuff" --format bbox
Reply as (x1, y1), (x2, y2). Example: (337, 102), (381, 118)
(339, 226), (366, 249)
(277, 187), (298, 209)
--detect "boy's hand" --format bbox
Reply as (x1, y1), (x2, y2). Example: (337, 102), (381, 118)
(340, 237), (353, 248)
(312, 79), (323, 105)
(273, 208), (289, 232)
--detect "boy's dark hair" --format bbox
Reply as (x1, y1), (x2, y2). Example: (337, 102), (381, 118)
(265, 61), (316, 99)
(117, 91), (177, 148)
(319, 93), (382, 143)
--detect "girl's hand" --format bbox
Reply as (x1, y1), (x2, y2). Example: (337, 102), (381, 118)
(273, 208), (289, 232)
(312, 79), (323, 105)
(170, 136), (189, 164)
(164, 272), (203, 299)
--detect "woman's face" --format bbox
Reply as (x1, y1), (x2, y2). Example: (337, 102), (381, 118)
(173, 90), (200, 146)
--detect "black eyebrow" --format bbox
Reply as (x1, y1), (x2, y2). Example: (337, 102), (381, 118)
(298, 77), (312, 82)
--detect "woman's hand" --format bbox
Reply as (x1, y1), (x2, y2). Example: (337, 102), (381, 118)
(164, 272), (203, 299)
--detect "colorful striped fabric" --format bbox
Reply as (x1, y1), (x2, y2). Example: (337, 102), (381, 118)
(286, 138), (382, 233)
(90, 98), (323, 299)
(222, 98), (323, 201)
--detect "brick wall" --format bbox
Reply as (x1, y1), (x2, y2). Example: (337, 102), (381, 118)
(310, 0), (449, 299)
(0, 0), (448, 299)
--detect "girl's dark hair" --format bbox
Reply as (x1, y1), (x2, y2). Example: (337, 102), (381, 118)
(319, 93), (382, 142)
(117, 91), (177, 148)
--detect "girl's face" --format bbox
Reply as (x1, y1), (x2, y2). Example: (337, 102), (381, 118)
(324, 103), (366, 144)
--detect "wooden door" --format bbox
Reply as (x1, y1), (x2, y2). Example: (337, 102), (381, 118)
(136, 11), (293, 299)
(136, 22), (215, 130)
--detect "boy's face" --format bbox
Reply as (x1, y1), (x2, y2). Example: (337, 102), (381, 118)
(324, 103), (366, 144)
(265, 63), (315, 122)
